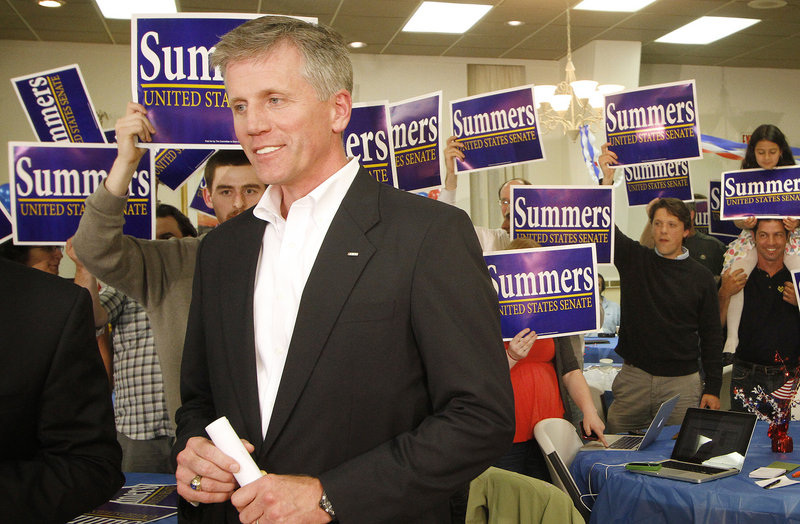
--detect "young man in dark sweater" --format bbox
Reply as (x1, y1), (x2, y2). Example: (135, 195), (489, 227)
(599, 145), (723, 433)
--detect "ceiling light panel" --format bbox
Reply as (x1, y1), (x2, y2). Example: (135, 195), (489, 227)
(403, 2), (493, 34)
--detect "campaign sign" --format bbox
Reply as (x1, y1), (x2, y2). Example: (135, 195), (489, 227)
(604, 80), (701, 166)
(693, 199), (710, 235)
(0, 201), (11, 244)
(389, 92), (441, 192)
(155, 148), (214, 190)
(132, 14), (260, 149)
(484, 244), (599, 340)
(9, 142), (153, 244)
(623, 160), (692, 206)
(721, 165), (800, 219)
(708, 181), (739, 240)
(344, 102), (397, 188)
(11, 65), (105, 144)
(190, 177), (215, 217)
(450, 85), (544, 174)
(510, 185), (614, 264)
(793, 270), (800, 310)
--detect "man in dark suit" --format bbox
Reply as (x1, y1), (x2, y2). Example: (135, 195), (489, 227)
(0, 258), (123, 523)
(169, 16), (514, 524)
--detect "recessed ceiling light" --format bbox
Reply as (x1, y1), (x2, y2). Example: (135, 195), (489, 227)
(574, 0), (657, 12)
(38, 0), (64, 7)
(403, 1), (493, 34)
(656, 16), (760, 44)
(94, 0), (177, 20)
(349, 41), (367, 49)
(748, 0), (787, 8)
(507, 20), (524, 27)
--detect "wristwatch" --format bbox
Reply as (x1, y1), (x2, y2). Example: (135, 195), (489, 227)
(319, 490), (336, 520)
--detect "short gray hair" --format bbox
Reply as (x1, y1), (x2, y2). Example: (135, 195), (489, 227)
(212, 16), (353, 101)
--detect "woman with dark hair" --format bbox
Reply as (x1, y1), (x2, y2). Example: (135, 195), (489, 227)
(0, 241), (63, 275)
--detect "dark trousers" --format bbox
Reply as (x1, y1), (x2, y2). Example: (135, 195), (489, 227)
(493, 439), (551, 482)
(730, 358), (792, 415)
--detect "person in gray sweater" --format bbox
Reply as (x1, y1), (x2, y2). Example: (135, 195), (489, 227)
(73, 102), (266, 433)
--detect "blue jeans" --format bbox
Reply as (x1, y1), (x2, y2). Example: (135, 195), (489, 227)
(730, 359), (790, 414)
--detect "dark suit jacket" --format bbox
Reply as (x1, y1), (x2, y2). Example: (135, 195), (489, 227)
(0, 259), (123, 523)
(175, 169), (515, 523)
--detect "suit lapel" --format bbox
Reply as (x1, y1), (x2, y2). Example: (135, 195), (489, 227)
(260, 169), (379, 455)
(219, 211), (266, 448)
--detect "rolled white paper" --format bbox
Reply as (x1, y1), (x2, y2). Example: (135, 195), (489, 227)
(205, 416), (263, 486)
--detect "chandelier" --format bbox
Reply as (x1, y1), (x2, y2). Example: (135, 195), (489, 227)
(534, 9), (624, 141)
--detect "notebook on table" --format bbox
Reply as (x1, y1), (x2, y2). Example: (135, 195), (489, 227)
(580, 394), (679, 452)
(632, 408), (757, 483)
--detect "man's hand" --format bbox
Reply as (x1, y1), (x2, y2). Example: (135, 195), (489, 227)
(719, 268), (747, 299)
(700, 394), (720, 410)
(443, 135), (464, 191)
(783, 217), (799, 231)
(734, 216), (757, 230)
(105, 102), (155, 196)
(597, 142), (618, 186)
(231, 474), (331, 524)
(175, 436), (253, 505)
(783, 281), (798, 306)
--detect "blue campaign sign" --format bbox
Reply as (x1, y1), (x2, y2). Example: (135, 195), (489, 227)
(189, 177), (215, 217)
(11, 64), (106, 144)
(484, 244), (600, 340)
(155, 148), (214, 190)
(132, 14), (260, 148)
(693, 199), (710, 235)
(344, 102), (397, 188)
(450, 85), (544, 173)
(721, 165), (800, 219)
(793, 270), (800, 309)
(389, 92), (441, 192)
(9, 142), (153, 244)
(0, 200), (12, 244)
(708, 180), (739, 240)
(510, 185), (614, 264)
(622, 160), (693, 206)
(605, 80), (701, 166)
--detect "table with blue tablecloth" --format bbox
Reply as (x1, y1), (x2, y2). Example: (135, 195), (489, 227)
(583, 336), (621, 364)
(569, 421), (800, 524)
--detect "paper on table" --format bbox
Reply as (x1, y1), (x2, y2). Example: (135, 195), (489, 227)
(755, 477), (800, 489)
(702, 451), (744, 470)
(206, 416), (263, 486)
(750, 467), (786, 479)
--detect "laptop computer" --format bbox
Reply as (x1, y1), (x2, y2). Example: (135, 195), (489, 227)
(580, 394), (680, 452)
(632, 408), (758, 483)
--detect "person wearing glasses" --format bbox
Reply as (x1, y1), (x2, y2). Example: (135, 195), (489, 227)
(441, 135), (531, 252)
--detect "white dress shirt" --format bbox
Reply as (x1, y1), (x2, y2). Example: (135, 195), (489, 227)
(251, 158), (360, 437)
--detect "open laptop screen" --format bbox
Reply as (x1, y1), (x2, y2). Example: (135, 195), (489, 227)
(671, 408), (757, 469)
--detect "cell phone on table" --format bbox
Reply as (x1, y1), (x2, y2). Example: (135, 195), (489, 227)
(580, 422), (599, 441)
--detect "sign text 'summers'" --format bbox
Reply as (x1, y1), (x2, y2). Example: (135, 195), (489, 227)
(452, 105), (534, 138)
(487, 264), (594, 299)
(606, 100), (695, 133)
(15, 156), (150, 198)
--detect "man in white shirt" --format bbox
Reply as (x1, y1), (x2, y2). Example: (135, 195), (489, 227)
(172, 16), (514, 524)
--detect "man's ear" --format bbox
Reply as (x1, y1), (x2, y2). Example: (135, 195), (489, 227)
(202, 187), (214, 209)
(330, 89), (352, 134)
(683, 228), (690, 239)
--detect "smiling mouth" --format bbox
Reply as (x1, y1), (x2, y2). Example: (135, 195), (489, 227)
(256, 145), (281, 155)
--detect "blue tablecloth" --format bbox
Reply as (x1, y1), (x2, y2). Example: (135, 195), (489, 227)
(583, 336), (622, 363)
(569, 421), (800, 524)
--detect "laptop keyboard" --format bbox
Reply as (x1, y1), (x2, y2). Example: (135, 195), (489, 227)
(661, 460), (726, 475)
(609, 436), (643, 450)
